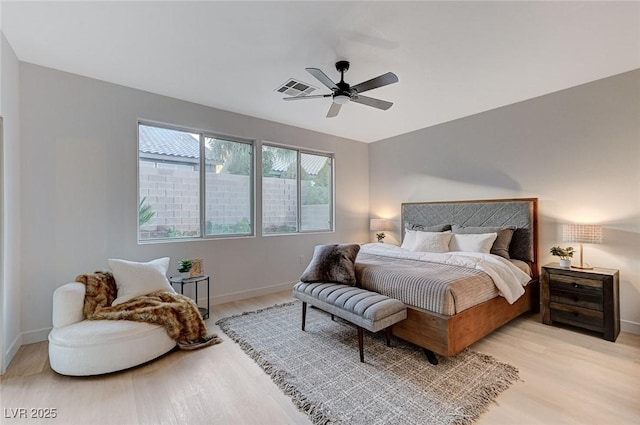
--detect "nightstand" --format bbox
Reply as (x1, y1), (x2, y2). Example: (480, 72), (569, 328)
(541, 263), (619, 342)
(169, 275), (210, 319)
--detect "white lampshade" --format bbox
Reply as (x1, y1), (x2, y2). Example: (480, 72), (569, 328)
(562, 223), (603, 269)
(562, 224), (603, 244)
(370, 219), (388, 231)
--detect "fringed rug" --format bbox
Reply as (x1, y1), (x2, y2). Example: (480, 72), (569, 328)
(216, 301), (519, 425)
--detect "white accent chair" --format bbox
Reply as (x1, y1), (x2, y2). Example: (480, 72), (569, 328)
(48, 282), (176, 376)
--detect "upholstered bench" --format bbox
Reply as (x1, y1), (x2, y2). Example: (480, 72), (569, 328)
(293, 282), (407, 362)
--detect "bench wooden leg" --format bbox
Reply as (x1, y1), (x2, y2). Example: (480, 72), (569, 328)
(301, 302), (307, 331)
(385, 327), (392, 347)
(357, 326), (364, 363)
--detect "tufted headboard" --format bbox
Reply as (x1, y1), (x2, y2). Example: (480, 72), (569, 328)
(401, 198), (538, 277)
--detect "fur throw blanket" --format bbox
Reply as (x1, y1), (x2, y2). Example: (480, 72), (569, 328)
(75, 271), (222, 349)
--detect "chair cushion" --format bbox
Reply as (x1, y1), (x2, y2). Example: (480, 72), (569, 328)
(48, 320), (176, 376)
(49, 319), (169, 348)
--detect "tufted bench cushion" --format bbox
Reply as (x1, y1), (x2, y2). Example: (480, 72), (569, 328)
(293, 282), (407, 362)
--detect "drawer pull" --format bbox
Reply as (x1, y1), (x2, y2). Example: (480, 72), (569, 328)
(573, 283), (579, 288)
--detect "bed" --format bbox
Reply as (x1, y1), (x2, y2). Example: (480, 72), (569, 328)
(356, 198), (539, 357)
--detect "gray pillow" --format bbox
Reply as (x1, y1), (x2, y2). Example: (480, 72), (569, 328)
(451, 225), (516, 259)
(300, 244), (361, 286)
(405, 223), (452, 232)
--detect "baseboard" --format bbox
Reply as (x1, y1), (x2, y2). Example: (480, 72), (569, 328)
(2, 333), (22, 374)
(207, 281), (295, 306)
(21, 327), (52, 345)
(22, 328), (51, 345)
(621, 319), (640, 335)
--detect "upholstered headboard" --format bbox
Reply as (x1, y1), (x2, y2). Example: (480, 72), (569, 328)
(401, 198), (538, 276)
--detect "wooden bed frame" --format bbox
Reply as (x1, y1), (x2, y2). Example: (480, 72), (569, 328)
(390, 198), (540, 357)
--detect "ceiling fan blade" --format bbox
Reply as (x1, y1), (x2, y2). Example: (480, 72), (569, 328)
(283, 94), (332, 101)
(326, 102), (342, 118)
(351, 95), (393, 110)
(306, 68), (339, 90)
(351, 72), (398, 94)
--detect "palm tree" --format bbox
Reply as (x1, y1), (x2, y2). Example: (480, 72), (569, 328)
(205, 138), (252, 175)
(139, 196), (155, 227)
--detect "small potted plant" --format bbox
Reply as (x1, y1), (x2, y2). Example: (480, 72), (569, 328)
(178, 259), (193, 279)
(550, 246), (575, 268)
(376, 232), (386, 243)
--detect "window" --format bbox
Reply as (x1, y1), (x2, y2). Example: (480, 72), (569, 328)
(138, 123), (254, 241)
(262, 144), (333, 234)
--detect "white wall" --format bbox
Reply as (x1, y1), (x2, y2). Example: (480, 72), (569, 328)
(369, 70), (640, 334)
(1, 32), (22, 373)
(19, 63), (369, 343)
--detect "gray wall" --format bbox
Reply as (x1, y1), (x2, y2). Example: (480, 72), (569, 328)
(1, 32), (22, 372)
(19, 63), (369, 343)
(370, 70), (640, 333)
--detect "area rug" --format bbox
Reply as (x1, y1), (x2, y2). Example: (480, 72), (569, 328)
(216, 302), (519, 425)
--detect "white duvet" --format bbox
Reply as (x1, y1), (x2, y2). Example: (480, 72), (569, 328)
(359, 243), (532, 304)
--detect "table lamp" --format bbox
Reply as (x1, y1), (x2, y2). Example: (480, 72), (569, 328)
(370, 219), (388, 242)
(562, 224), (603, 269)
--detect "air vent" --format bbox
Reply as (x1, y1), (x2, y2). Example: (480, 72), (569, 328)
(275, 78), (317, 97)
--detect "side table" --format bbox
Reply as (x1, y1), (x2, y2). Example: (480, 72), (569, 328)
(541, 263), (619, 342)
(169, 275), (210, 319)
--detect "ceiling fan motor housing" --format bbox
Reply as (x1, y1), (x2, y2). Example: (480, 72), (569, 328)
(334, 61), (353, 101)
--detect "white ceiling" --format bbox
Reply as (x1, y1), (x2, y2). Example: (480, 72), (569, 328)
(3, 1), (639, 143)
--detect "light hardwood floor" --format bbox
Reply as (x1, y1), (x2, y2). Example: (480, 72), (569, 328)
(2, 290), (639, 425)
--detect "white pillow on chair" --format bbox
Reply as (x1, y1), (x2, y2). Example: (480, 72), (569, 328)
(108, 257), (175, 306)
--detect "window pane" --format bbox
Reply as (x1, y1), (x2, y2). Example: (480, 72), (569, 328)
(138, 124), (201, 240)
(300, 153), (332, 231)
(262, 145), (298, 234)
(205, 137), (253, 236)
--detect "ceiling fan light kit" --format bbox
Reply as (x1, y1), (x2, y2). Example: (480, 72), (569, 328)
(283, 60), (398, 118)
(333, 94), (350, 105)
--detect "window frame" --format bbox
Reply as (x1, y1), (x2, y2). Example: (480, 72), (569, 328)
(137, 120), (256, 243)
(201, 132), (256, 239)
(261, 141), (334, 236)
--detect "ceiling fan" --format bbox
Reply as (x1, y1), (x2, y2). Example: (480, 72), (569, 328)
(284, 60), (398, 118)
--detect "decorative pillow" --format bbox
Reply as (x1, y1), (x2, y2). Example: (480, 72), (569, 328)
(449, 233), (498, 254)
(412, 231), (453, 253)
(108, 257), (176, 306)
(299, 244), (361, 286)
(452, 225), (516, 259)
(405, 223), (452, 232)
(401, 229), (419, 250)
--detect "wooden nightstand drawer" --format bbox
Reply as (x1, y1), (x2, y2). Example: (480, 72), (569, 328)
(548, 273), (603, 292)
(550, 302), (603, 332)
(549, 287), (603, 311)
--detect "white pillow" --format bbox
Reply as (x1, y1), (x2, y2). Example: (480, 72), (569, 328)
(413, 231), (453, 253)
(401, 229), (418, 250)
(108, 257), (176, 306)
(449, 233), (498, 253)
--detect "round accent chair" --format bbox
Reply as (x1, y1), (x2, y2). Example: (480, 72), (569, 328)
(48, 282), (176, 376)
